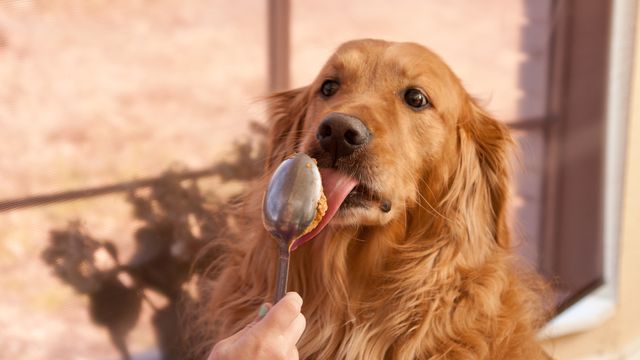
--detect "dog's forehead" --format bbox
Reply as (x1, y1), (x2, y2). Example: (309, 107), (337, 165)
(385, 43), (450, 76)
(329, 40), (452, 82)
(330, 40), (387, 67)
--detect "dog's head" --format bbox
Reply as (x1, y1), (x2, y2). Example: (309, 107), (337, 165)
(266, 39), (512, 248)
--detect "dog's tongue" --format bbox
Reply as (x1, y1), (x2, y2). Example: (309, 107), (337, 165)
(290, 168), (357, 251)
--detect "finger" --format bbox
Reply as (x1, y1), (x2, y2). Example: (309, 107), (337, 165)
(284, 312), (306, 346)
(255, 292), (303, 333)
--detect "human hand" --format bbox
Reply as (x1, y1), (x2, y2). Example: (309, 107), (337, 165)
(208, 292), (306, 360)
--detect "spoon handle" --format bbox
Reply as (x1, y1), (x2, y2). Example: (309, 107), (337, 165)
(274, 242), (290, 303)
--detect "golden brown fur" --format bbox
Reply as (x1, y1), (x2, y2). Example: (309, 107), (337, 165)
(189, 39), (551, 359)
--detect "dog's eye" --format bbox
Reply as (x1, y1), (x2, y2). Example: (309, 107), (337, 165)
(320, 80), (340, 97)
(403, 88), (430, 109)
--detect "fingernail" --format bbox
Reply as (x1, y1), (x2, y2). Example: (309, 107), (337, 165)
(258, 303), (269, 318)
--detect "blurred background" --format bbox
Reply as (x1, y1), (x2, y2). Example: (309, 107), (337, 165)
(0, 0), (638, 359)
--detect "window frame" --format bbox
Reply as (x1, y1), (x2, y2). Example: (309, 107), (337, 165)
(540, 0), (612, 311)
(542, 0), (635, 336)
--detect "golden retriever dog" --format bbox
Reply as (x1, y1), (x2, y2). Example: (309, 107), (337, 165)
(190, 39), (550, 359)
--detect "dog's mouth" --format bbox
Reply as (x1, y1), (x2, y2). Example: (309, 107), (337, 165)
(320, 168), (389, 215)
(343, 183), (383, 208)
(291, 168), (389, 250)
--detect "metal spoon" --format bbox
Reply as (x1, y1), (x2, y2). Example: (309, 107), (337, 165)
(262, 153), (323, 303)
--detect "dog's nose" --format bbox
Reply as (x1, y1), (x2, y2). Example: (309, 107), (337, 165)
(316, 113), (371, 158)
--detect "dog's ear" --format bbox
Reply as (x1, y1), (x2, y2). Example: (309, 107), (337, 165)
(264, 86), (310, 170)
(453, 101), (513, 249)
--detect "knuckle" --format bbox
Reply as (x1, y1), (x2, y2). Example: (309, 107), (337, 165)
(256, 340), (288, 360)
(253, 342), (267, 358)
(208, 343), (225, 360)
(293, 313), (306, 329)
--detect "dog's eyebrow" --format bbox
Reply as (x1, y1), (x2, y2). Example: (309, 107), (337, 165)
(333, 48), (372, 72)
(388, 56), (443, 90)
(326, 61), (345, 74)
(387, 56), (426, 80)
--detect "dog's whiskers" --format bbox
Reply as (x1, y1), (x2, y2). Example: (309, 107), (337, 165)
(391, 161), (452, 224)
